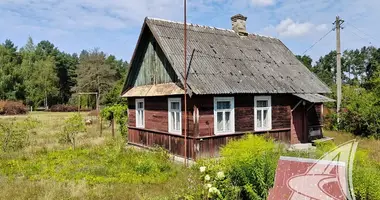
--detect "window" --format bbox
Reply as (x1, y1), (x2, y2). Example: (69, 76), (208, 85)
(214, 97), (235, 134)
(136, 99), (144, 128)
(168, 98), (181, 134)
(254, 96), (272, 131)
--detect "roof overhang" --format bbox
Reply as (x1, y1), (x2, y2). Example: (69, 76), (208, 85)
(294, 93), (335, 103)
(121, 83), (184, 98)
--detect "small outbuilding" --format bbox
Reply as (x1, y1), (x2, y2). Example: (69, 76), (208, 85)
(121, 14), (334, 159)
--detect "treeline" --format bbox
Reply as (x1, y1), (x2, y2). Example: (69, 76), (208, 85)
(297, 46), (380, 137)
(297, 46), (380, 90)
(0, 37), (128, 108)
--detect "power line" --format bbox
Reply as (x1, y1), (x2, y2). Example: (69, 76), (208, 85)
(345, 26), (372, 45)
(345, 22), (380, 44)
(302, 28), (334, 55)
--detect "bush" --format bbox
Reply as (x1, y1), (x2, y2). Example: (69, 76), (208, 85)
(50, 104), (78, 112)
(59, 114), (86, 149)
(0, 101), (28, 115)
(324, 112), (338, 131)
(101, 104), (128, 137)
(339, 86), (380, 138)
(0, 117), (40, 152)
(194, 135), (280, 200)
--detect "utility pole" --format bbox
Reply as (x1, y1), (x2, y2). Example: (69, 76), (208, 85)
(183, 0), (188, 167)
(334, 16), (344, 123)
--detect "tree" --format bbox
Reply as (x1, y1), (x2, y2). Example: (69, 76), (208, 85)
(313, 51), (338, 87)
(20, 37), (35, 53)
(3, 39), (17, 53)
(0, 42), (24, 100)
(75, 49), (117, 105)
(24, 57), (58, 108)
(296, 55), (313, 70)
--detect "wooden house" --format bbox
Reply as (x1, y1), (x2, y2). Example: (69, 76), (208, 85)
(121, 14), (334, 159)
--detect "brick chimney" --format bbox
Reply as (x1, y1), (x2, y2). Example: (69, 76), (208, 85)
(231, 14), (248, 36)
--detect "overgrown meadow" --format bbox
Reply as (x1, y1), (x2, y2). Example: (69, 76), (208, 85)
(0, 112), (379, 200)
(0, 112), (199, 200)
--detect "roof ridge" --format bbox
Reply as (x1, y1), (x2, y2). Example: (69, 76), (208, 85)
(146, 17), (277, 39)
(146, 17), (235, 33)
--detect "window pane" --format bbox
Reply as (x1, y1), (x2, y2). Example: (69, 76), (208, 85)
(256, 110), (262, 128)
(217, 112), (223, 131)
(137, 110), (143, 126)
(257, 100), (268, 107)
(217, 101), (231, 109)
(170, 112), (175, 130)
(225, 111), (231, 131)
(175, 112), (180, 130)
(263, 110), (268, 128)
(171, 102), (180, 110)
(138, 102), (143, 109)
(141, 111), (144, 125)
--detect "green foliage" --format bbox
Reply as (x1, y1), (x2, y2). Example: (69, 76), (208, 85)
(352, 150), (380, 200)
(221, 135), (279, 200)
(0, 38), (127, 107)
(101, 104), (128, 137)
(0, 117), (40, 152)
(339, 85), (380, 137)
(59, 114), (86, 149)
(74, 49), (117, 103)
(296, 55), (313, 70)
(314, 140), (336, 157)
(0, 143), (179, 185)
(193, 135), (280, 200)
(24, 56), (59, 108)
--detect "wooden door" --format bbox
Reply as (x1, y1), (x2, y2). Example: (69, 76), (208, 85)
(292, 105), (307, 143)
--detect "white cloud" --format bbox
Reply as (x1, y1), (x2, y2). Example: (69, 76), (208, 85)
(275, 18), (314, 37)
(251, 0), (275, 6)
(0, 0), (186, 31)
(267, 18), (329, 37)
(316, 24), (328, 31)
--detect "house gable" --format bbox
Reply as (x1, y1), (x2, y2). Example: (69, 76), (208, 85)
(122, 25), (179, 95)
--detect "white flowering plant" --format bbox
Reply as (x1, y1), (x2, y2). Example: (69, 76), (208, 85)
(195, 162), (238, 199)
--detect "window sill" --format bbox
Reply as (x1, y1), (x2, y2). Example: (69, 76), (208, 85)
(214, 131), (235, 135)
(168, 131), (182, 135)
(255, 128), (272, 132)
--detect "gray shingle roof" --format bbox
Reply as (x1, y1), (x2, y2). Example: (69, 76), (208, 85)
(142, 17), (331, 95)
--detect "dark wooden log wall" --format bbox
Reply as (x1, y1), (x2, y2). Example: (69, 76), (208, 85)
(127, 94), (301, 159)
(129, 128), (195, 158)
(128, 96), (195, 136)
(195, 94), (292, 136)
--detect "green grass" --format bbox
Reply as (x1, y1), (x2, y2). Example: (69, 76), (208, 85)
(324, 130), (380, 162)
(0, 112), (198, 200)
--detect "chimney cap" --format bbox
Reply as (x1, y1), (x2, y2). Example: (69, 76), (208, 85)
(231, 14), (247, 22)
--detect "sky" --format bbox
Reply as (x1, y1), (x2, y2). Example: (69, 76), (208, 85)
(1, 0), (380, 62)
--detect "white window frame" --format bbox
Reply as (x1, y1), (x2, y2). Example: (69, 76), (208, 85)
(135, 98), (145, 128)
(214, 97), (235, 135)
(168, 98), (182, 134)
(254, 96), (272, 131)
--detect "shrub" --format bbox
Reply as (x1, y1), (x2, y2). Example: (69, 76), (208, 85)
(101, 104), (128, 137)
(50, 104), (78, 112)
(59, 114), (86, 149)
(0, 101), (28, 115)
(0, 117), (40, 152)
(221, 135), (279, 199)
(194, 135), (280, 200)
(324, 112), (338, 131)
(339, 86), (380, 138)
